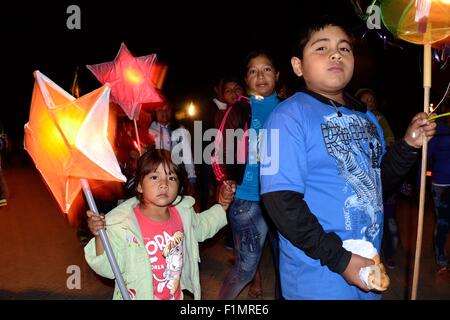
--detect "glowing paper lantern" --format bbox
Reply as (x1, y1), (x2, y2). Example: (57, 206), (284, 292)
(24, 70), (130, 300)
(380, 0), (450, 45)
(87, 42), (164, 120)
(24, 71), (126, 213)
(149, 63), (168, 89)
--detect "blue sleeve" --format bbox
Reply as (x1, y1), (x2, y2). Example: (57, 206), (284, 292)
(260, 102), (307, 194)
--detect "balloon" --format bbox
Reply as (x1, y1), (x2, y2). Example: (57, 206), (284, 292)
(380, 0), (450, 45)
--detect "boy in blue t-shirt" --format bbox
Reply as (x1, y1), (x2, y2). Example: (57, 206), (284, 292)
(260, 16), (436, 299)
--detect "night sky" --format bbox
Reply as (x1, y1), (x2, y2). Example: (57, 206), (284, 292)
(2, 0), (449, 145)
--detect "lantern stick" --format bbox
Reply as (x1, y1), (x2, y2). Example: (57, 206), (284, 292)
(133, 119), (142, 155)
(411, 43), (431, 300)
(80, 178), (131, 300)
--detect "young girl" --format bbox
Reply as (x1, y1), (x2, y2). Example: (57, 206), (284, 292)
(212, 49), (282, 299)
(85, 149), (235, 300)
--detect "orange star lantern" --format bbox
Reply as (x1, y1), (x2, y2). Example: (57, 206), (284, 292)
(24, 70), (130, 299)
(24, 71), (126, 213)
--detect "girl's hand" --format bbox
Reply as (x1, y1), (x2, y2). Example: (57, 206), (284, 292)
(404, 112), (437, 148)
(87, 210), (106, 236)
(217, 180), (236, 210)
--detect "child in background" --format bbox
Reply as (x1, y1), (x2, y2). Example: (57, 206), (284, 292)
(356, 88), (399, 269)
(214, 77), (245, 129)
(149, 103), (197, 195)
(213, 49), (282, 300)
(428, 102), (450, 276)
(85, 149), (235, 300)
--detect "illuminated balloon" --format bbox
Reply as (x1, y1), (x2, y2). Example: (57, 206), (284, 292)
(380, 0), (450, 45)
(379, 0), (450, 300)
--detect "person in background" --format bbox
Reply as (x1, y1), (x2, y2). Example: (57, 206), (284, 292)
(355, 88), (398, 269)
(148, 103), (197, 196)
(213, 49), (282, 299)
(355, 88), (395, 147)
(214, 77), (245, 129)
(214, 77), (245, 252)
(199, 78), (226, 212)
(428, 102), (450, 276)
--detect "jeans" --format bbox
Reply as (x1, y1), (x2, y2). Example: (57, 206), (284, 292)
(432, 184), (450, 268)
(382, 192), (399, 260)
(218, 198), (269, 299)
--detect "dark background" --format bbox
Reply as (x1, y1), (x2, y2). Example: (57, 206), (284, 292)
(1, 0), (449, 148)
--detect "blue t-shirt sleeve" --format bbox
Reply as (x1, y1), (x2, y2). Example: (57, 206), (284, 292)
(260, 101), (307, 195)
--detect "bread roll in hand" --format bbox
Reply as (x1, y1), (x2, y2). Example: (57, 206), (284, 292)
(366, 255), (390, 291)
(342, 239), (390, 292)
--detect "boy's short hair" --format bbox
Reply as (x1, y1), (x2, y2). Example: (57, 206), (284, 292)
(292, 15), (354, 59)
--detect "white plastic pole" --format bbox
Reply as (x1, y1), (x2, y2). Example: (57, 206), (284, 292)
(80, 179), (131, 300)
(133, 119), (142, 156)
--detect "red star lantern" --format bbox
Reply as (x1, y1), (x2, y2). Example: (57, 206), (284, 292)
(87, 43), (164, 120)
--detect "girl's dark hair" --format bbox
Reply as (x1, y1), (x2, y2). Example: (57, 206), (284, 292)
(243, 49), (279, 73)
(292, 15), (354, 59)
(134, 148), (186, 204)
